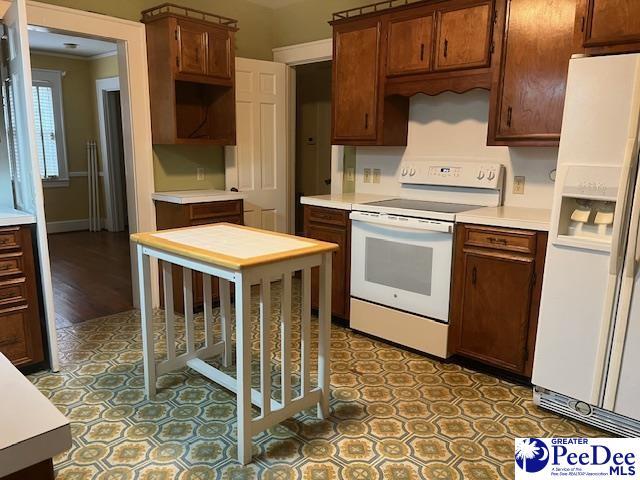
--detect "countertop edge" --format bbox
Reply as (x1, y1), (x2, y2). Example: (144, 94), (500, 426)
(152, 192), (247, 205)
(456, 214), (550, 232)
(299, 197), (353, 211)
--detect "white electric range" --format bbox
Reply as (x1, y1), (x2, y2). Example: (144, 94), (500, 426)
(349, 159), (505, 358)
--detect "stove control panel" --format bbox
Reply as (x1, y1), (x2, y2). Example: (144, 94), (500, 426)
(398, 160), (504, 189)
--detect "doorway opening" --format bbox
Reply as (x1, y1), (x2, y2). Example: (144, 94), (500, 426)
(294, 60), (332, 235)
(26, 29), (132, 328)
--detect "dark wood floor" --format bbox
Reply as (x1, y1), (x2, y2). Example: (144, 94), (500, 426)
(48, 230), (133, 328)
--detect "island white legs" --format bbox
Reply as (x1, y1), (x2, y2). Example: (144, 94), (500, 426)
(136, 245), (332, 464)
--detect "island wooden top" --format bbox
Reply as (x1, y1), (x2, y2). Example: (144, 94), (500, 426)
(131, 223), (338, 270)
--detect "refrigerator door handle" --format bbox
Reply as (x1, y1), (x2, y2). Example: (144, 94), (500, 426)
(592, 139), (639, 405)
(602, 155), (640, 410)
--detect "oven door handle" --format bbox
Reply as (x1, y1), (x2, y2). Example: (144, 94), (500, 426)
(350, 211), (453, 233)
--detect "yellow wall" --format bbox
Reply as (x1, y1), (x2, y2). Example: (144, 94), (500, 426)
(272, 0), (373, 47)
(36, 0), (274, 61)
(31, 53), (97, 222)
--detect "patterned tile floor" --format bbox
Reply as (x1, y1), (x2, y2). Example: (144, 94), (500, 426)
(30, 280), (605, 480)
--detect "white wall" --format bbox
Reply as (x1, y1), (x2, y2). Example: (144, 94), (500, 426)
(355, 90), (559, 209)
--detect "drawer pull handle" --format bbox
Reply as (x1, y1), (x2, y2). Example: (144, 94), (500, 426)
(0, 264), (12, 271)
(0, 336), (18, 347)
(0, 238), (9, 245)
(471, 266), (477, 286)
(443, 38), (449, 58)
(420, 43), (425, 61)
(506, 106), (513, 128)
(488, 237), (508, 245)
(0, 291), (17, 300)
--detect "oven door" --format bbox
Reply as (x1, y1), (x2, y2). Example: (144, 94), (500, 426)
(350, 211), (453, 321)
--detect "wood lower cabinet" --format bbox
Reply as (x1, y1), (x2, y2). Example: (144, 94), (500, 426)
(488, 0), (576, 146)
(449, 224), (547, 377)
(155, 199), (243, 313)
(575, 0), (640, 55)
(0, 226), (45, 369)
(434, 1), (493, 71)
(303, 205), (351, 320)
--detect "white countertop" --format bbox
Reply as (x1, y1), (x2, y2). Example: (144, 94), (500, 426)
(152, 189), (247, 204)
(0, 207), (36, 227)
(0, 354), (72, 476)
(456, 206), (551, 231)
(300, 193), (394, 211)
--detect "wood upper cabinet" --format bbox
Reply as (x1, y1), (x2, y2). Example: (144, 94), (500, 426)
(207, 27), (232, 79)
(449, 224), (547, 377)
(575, 0), (640, 54)
(303, 205), (351, 321)
(177, 19), (208, 76)
(142, 5), (237, 145)
(332, 18), (380, 142)
(434, 1), (493, 71)
(386, 10), (434, 76)
(488, 0), (575, 146)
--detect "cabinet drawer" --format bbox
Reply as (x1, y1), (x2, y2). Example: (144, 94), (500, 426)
(0, 252), (23, 277)
(464, 226), (536, 254)
(189, 200), (242, 220)
(190, 215), (243, 226)
(0, 305), (29, 364)
(306, 206), (349, 227)
(0, 228), (20, 251)
(0, 278), (27, 307)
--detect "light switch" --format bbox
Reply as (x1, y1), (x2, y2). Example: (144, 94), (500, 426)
(197, 168), (205, 181)
(363, 168), (371, 183)
(373, 169), (381, 184)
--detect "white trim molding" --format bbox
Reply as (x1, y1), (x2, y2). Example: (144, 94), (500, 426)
(46, 218), (105, 233)
(0, 0), (157, 372)
(272, 38), (332, 65)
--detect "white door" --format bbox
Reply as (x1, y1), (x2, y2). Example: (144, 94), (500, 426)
(4, 0), (59, 369)
(225, 58), (289, 232)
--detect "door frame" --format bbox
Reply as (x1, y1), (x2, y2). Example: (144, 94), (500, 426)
(96, 76), (125, 232)
(272, 38), (345, 232)
(0, 0), (157, 371)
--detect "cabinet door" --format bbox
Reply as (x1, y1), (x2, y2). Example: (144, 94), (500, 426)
(458, 252), (534, 373)
(307, 223), (347, 318)
(177, 20), (208, 75)
(491, 0), (575, 144)
(387, 13), (433, 76)
(434, 2), (492, 71)
(207, 27), (232, 79)
(333, 20), (380, 141)
(583, 0), (640, 48)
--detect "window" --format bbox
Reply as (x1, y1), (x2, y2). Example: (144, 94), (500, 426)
(31, 69), (68, 186)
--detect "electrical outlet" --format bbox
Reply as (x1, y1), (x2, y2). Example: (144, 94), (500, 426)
(373, 168), (381, 184)
(346, 167), (355, 182)
(363, 168), (372, 183)
(196, 168), (205, 181)
(513, 176), (525, 195)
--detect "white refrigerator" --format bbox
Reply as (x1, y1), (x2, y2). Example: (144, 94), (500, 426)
(533, 53), (640, 436)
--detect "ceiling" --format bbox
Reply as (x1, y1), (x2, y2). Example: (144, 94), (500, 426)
(246, 0), (307, 8)
(28, 30), (116, 58)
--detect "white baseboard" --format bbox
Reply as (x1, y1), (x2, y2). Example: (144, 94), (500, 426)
(47, 218), (106, 233)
